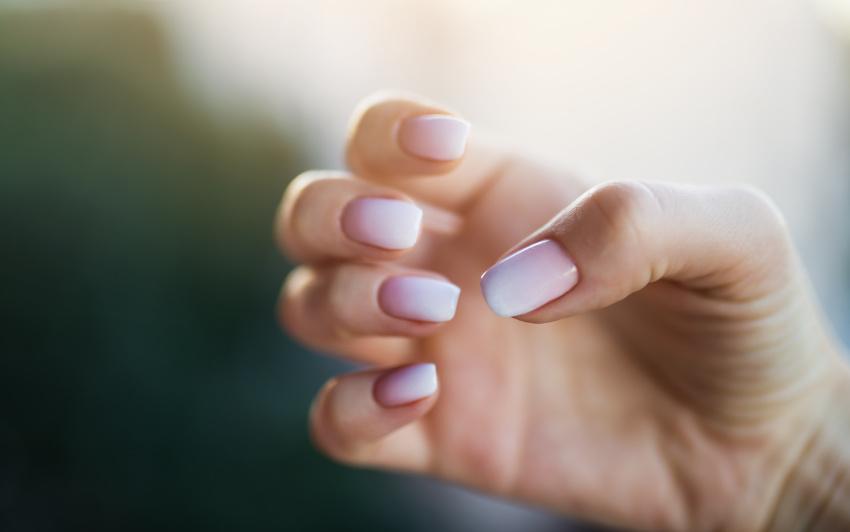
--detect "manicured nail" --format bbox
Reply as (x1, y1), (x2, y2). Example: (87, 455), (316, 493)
(379, 276), (460, 322)
(373, 363), (438, 407)
(398, 114), (470, 161)
(480, 239), (578, 317)
(341, 197), (422, 250)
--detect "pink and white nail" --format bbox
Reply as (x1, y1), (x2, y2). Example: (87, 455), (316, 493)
(480, 239), (578, 317)
(379, 276), (460, 322)
(341, 197), (422, 250)
(398, 114), (471, 161)
(373, 363), (438, 407)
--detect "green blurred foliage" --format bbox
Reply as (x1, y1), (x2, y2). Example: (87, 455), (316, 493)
(0, 7), (439, 532)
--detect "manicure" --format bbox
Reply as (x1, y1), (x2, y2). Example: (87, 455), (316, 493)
(398, 114), (471, 161)
(480, 239), (578, 317)
(341, 197), (422, 250)
(379, 276), (460, 322)
(373, 363), (438, 407)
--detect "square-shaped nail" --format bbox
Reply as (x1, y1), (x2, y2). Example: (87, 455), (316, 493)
(398, 114), (470, 161)
(373, 363), (438, 407)
(480, 239), (578, 317)
(379, 276), (460, 322)
(341, 197), (422, 250)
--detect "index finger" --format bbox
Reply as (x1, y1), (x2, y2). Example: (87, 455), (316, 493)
(345, 91), (505, 210)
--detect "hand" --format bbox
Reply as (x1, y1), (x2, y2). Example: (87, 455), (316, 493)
(275, 93), (850, 531)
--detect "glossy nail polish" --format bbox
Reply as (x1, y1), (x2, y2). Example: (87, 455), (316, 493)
(373, 363), (438, 407)
(379, 276), (460, 322)
(341, 197), (422, 250)
(480, 239), (578, 317)
(398, 114), (470, 161)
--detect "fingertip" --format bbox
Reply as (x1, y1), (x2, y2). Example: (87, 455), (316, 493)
(279, 172), (431, 262)
(309, 364), (438, 468)
(346, 94), (470, 180)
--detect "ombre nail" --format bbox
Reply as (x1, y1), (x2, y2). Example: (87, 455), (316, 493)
(341, 197), (422, 250)
(379, 276), (460, 322)
(398, 114), (470, 161)
(373, 363), (438, 407)
(480, 239), (578, 317)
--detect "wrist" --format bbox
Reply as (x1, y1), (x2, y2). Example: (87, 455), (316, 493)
(764, 356), (850, 531)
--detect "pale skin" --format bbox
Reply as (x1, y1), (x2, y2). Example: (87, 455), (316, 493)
(275, 93), (850, 531)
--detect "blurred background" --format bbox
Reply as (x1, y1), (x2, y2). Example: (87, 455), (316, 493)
(1, 1), (848, 531)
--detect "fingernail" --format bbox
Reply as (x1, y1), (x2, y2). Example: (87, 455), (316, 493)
(373, 363), (438, 407)
(341, 197), (422, 250)
(480, 239), (578, 317)
(379, 276), (460, 322)
(398, 114), (471, 161)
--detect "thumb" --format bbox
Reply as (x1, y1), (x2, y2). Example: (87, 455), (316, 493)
(480, 181), (792, 321)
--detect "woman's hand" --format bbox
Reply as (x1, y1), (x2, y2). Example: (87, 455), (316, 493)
(275, 93), (850, 531)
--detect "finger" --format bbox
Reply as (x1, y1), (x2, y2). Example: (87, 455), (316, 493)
(480, 181), (793, 321)
(276, 170), (461, 264)
(310, 363), (437, 471)
(277, 171), (419, 263)
(279, 263), (460, 363)
(346, 91), (506, 210)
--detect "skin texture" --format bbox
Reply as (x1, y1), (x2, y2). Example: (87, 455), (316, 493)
(275, 93), (850, 531)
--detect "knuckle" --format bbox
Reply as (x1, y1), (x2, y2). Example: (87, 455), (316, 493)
(586, 180), (661, 238)
(278, 265), (363, 346)
(345, 98), (393, 174)
(308, 386), (361, 465)
(278, 171), (349, 259)
(308, 424), (339, 461)
(284, 171), (332, 222)
(309, 417), (347, 465)
(346, 91), (449, 175)
(287, 169), (325, 194)
(276, 171), (323, 255)
(277, 268), (313, 343)
(349, 90), (426, 131)
(349, 91), (403, 127)
(577, 181), (665, 286)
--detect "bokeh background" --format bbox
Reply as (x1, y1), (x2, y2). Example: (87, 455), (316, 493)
(2, 1), (848, 531)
